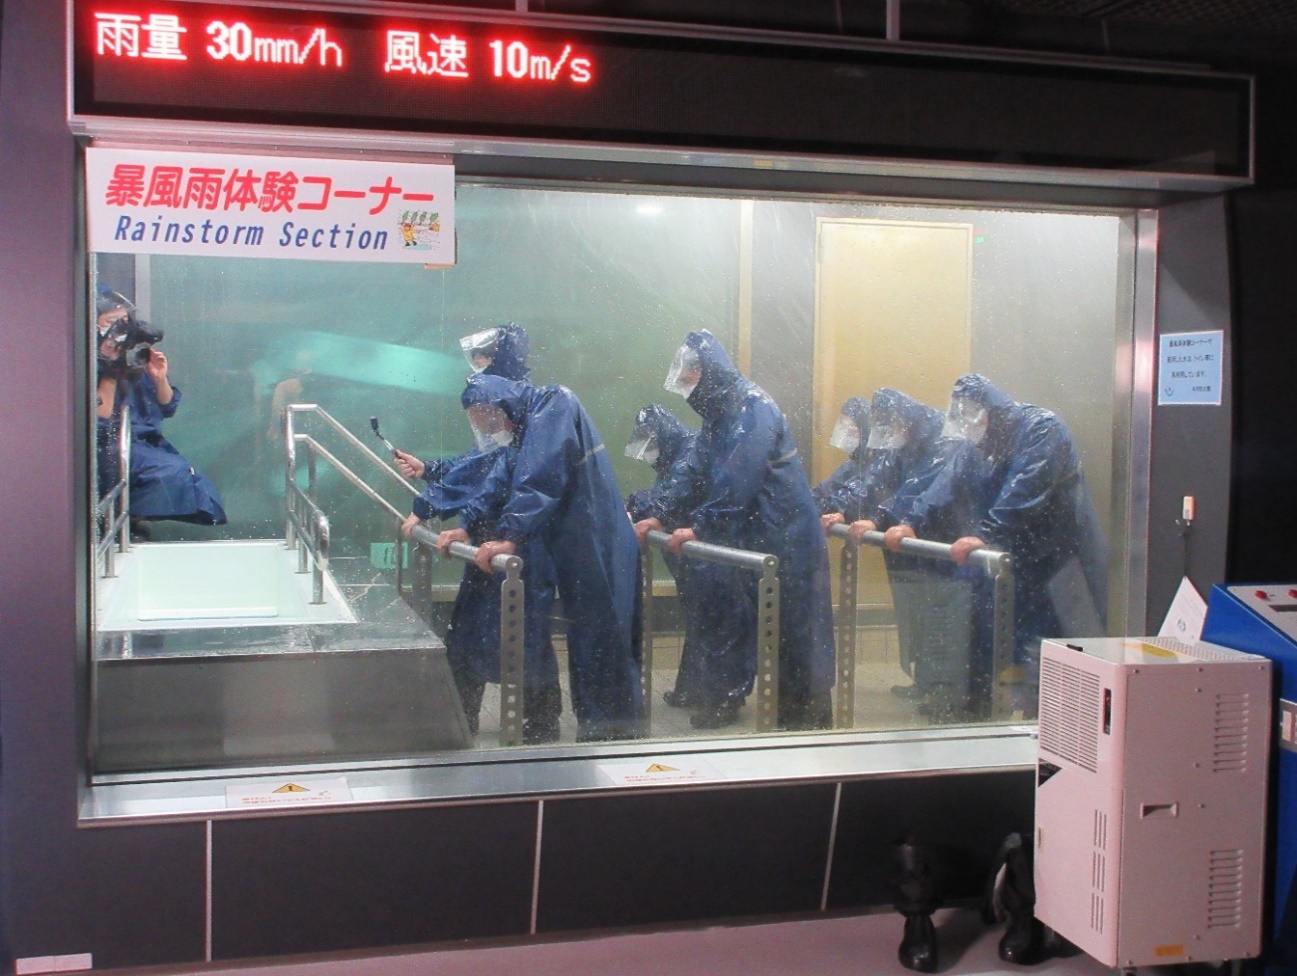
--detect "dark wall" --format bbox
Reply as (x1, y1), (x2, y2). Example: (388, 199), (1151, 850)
(1, 0), (1289, 968)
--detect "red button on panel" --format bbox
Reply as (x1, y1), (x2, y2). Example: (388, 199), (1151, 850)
(1256, 590), (1270, 600)
(1288, 589), (1297, 598)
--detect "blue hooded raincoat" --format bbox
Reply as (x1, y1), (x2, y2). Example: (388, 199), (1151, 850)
(646, 331), (836, 727)
(459, 373), (646, 741)
(624, 404), (706, 706)
(893, 375), (1108, 674)
(97, 372), (227, 524)
(414, 448), (561, 735)
(812, 396), (873, 515)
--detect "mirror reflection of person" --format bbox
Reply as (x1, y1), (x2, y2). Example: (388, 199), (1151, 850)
(634, 330), (836, 732)
(95, 286), (226, 537)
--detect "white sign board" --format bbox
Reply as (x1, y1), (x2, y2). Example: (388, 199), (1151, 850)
(1158, 330), (1223, 406)
(1158, 575), (1207, 642)
(86, 147), (454, 265)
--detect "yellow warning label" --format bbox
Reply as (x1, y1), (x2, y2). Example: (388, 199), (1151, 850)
(645, 764), (678, 773)
(272, 783), (311, 793)
(1154, 944), (1185, 958)
(1137, 641), (1178, 658)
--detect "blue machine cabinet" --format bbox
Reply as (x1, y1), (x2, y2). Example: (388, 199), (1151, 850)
(1203, 585), (1297, 975)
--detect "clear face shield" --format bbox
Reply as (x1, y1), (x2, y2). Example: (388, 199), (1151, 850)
(459, 328), (501, 374)
(865, 416), (908, 451)
(941, 397), (989, 446)
(624, 432), (660, 466)
(827, 415), (861, 454)
(466, 403), (514, 452)
(95, 291), (135, 338)
(663, 345), (702, 398)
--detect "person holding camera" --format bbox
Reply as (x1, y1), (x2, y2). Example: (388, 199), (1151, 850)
(95, 286), (226, 534)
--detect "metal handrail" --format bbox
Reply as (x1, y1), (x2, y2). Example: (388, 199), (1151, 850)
(641, 529), (781, 733)
(95, 402), (132, 578)
(408, 524), (528, 747)
(826, 522), (1015, 722)
(285, 403), (416, 497)
(283, 403), (530, 743)
(283, 403), (417, 604)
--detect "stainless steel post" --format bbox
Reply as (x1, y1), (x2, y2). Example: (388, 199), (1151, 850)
(639, 542), (655, 721)
(834, 532), (859, 728)
(644, 530), (780, 732)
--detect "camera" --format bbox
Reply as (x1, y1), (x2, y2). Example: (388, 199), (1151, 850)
(101, 314), (165, 374)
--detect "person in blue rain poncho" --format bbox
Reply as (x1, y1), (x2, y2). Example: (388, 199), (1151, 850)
(811, 396), (873, 516)
(623, 403), (707, 710)
(883, 374), (1108, 717)
(821, 389), (960, 717)
(400, 444), (562, 744)
(436, 373), (647, 742)
(396, 322), (564, 743)
(95, 287), (226, 534)
(633, 330), (836, 731)
(394, 322), (532, 488)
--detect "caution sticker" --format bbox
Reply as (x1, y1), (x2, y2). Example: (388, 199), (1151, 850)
(597, 759), (724, 786)
(225, 777), (353, 808)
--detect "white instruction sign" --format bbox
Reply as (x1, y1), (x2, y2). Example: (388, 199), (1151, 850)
(1158, 330), (1223, 405)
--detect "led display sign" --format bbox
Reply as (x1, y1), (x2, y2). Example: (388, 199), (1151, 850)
(74, 0), (1252, 178)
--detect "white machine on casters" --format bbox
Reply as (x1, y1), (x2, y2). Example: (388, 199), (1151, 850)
(1033, 636), (1271, 974)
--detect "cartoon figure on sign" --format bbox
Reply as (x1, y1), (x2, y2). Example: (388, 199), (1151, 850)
(398, 210), (441, 249)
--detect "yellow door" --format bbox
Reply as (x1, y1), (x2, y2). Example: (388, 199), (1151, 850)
(813, 218), (973, 626)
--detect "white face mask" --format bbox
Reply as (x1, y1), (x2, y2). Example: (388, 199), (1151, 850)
(941, 399), (988, 446)
(866, 423), (908, 451)
(641, 445), (660, 466)
(828, 416), (860, 454)
(467, 404), (512, 451)
(664, 345), (701, 398)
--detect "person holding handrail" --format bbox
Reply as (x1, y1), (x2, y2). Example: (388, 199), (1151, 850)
(396, 321), (564, 743)
(400, 444), (562, 745)
(812, 396), (873, 517)
(822, 389), (955, 717)
(881, 374), (1108, 718)
(624, 403), (707, 710)
(437, 372), (647, 743)
(634, 330), (836, 732)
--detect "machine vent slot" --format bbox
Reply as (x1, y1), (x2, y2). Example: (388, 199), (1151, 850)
(1092, 809), (1108, 851)
(1091, 850), (1106, 892)
(1213, 694), (1251, 773)
(1089, 809), (1109, 933)
(1207, 849), (1245, 928)
(1039, 657), (1102, 772)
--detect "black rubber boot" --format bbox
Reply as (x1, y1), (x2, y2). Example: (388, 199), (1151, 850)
(690, 696), (743, 729)
(522, 683), (563, 744)
(893, 838), (941, 973)
(988, 832), (1045, 965)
